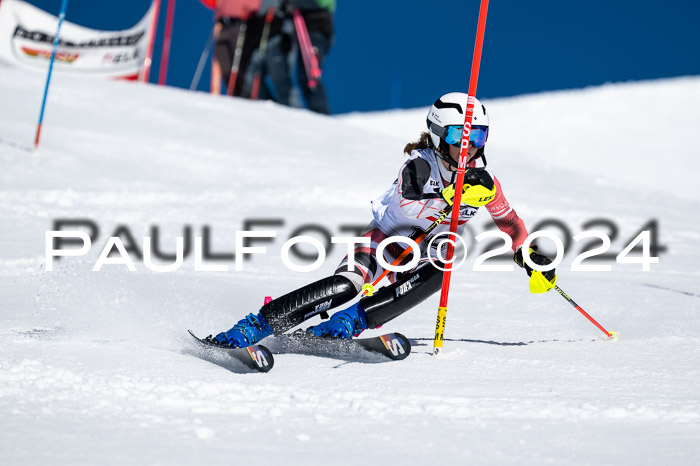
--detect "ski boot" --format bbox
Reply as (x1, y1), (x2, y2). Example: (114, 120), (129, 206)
(306, 302), (368, 339)
(206, 313), (273, 348)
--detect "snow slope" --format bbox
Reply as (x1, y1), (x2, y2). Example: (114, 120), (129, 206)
(1, 64), (700, 465)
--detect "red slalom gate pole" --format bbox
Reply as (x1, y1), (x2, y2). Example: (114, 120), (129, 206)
(432, 0), (489, 356)
(158, 0), (176, 85)
(141, 0), (161, 83)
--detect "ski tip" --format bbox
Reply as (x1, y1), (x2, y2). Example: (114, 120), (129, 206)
(188, 329), (211, 344)
(188, 329), (205, 343)
(188, 330), (219, 349)
(378, 333), (411, 360)
(245, 345), (275, 372)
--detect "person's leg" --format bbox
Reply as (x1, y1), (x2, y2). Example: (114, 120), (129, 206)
(261, 215), (398, 330)
(214, 19), (240, 87)
(256, 78), (274, 101)
(210, 274), (358, 348)
(308, 223), (444, 338)
(264, 33), (293, 106)
(362, 260), (443, 329)
(256, 222), (394, 331)
(210, 225), (442, 347)
(235, 14), (265, 97)
(308, 259), (443, 338)
(210, 223), (386, 347)
(302, 225), (389, 338)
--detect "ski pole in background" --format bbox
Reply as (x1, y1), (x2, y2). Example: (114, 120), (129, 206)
(250, 6), (276, 100)
(226, 8), (249, 96)
(140, 0), (161, 83)
(432, 0), (490, 356)
(33, 0), (69, 153)
(554, 285), (616, 339)
(158, 0), (177, 86)
(292, 8), (321, 90)
(190, 22), (214, 90)
(195, 0), (220, 93)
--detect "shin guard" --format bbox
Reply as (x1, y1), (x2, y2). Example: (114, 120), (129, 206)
(260, 275), (358, 334)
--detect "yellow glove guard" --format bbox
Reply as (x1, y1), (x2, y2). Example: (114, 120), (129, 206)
(462, 184), (496, 206)
(529, 270), (557, 293)
(441, 184), (457, 206)
(441, 183), (496, 207)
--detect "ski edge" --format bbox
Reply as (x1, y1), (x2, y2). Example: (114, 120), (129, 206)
(274, 331), (412, 361)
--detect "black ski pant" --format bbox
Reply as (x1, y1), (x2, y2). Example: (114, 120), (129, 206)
(260, 260), (444, 334)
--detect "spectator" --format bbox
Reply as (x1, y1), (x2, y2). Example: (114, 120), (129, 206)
(266, 0), (335, 114)
(241, 0), (285, 100)
(213, 0), (267, 97)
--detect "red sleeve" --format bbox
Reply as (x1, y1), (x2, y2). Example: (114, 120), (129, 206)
(486, 177), (528, 251)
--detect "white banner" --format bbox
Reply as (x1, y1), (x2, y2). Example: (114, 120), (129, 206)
(0, 0), (154, 79)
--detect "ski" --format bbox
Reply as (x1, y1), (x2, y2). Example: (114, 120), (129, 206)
(268, 331), (411, 362)
(188, 330), (274, 373)
(292, 9), (322, 90)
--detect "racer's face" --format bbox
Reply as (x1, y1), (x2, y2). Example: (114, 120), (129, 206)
(447, 142), (479, 168)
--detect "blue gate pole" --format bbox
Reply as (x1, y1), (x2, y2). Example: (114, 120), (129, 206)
(33, 0), (69, 153)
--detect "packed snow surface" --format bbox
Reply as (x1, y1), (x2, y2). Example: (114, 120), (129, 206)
(1, 64), (699, 465)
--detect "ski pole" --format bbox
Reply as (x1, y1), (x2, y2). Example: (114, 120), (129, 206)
(250, 6), (276, 100)
(190, 23), (214, 90)
(553, 285), (616, 339)
(227, 9), (249, 96)
(433, 0), (490, 356)
(158, 0), (177, 86)
(361, 207), (452, 296)
(34, 0), (69, 153)
(140, 0), (161, 83)
(292, 9), (321, 90)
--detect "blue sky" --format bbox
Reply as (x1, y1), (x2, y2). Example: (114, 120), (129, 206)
(22, 0), (700, 113)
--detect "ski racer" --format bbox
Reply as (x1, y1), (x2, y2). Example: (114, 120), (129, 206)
(206, 92), (557, 348)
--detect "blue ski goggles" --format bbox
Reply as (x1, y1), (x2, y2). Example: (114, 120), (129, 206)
(444, 125), (489, 148)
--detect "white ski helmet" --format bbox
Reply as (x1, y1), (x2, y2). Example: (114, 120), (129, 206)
(426, 92), (489, 167)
